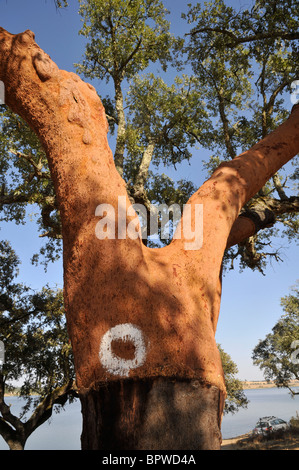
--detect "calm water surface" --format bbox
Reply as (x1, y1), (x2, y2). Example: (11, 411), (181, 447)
(221, 386), (299, 439)
(0, 387), (298, 449)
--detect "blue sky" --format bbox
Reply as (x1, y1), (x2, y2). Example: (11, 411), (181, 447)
(0, 0), (298, 381)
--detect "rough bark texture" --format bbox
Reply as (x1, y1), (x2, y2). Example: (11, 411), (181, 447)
(80, 378), (224, 450)
(0, 28), (298, 450)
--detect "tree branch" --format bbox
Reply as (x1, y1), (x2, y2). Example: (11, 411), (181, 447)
(119, 35), (143, 73)
(272, 173), (289, 201)
(40, 199), (61, 237)
(0, 374), (24, 435)
(24, 380), (77, 437)
(189, 27), (299, 47)
(134, 139), (155, 196)
(217, 87), (237, 158)
(10, 149), (51, 180)
(226, 195), (299, 249)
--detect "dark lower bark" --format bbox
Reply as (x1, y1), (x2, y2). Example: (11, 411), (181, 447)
(79, 378), (224, 450)
(8, 440), (25, 451)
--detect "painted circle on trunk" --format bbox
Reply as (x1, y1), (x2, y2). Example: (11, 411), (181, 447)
(99, 323), (147, 377)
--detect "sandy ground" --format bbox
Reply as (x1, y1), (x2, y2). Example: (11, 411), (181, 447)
(221, 434), (251, 450)
(221, 433), (299, 450)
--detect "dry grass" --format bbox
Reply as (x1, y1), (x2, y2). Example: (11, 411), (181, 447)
(221, 420), (299, 450)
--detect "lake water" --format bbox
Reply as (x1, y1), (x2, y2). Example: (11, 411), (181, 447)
(221, 386), (299, 440)
(1, 387), (298, 449)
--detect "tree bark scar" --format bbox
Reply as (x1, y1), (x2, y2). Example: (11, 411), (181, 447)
(32, 51), (59, 82)
(17, 29), (35, 44)
(79, 378), (223, 450)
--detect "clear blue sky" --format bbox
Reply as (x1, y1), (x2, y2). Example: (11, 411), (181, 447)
(0, 0), (298, 381)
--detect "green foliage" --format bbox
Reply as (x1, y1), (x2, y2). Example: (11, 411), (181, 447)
(181, 0), (299, 272)
(125, 74), (209, 168)
(252, 282), (299, 393)
(218, 345), (249, 415)
(183, 0), (299, 154)
(0, 241), (74, 413)
(0, 106), (61, 266)
(76, 0), (175, 82)
(0, 242), (75, 450)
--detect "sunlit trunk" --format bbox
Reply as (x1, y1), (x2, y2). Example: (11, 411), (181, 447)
(0, 27), (298, 450)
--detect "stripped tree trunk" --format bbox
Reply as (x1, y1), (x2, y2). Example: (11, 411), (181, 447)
(0, 28), (298, 450)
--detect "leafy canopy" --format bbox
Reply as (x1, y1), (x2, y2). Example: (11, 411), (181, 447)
(252, 282), (299, 395)
(0, 241), (74, 404)
(76, 0), (175, 83)
(0, 240), (75, 449)
(218, 345), (248, 415)
(181, 0), (299, 272)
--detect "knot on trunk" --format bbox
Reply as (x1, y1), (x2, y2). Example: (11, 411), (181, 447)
(33, 51), (59, 82)
(240, 207), (276, 231)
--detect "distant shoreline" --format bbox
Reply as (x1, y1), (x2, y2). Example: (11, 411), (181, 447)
(241, 380), (299, 390)
(4, 380), (299, 397)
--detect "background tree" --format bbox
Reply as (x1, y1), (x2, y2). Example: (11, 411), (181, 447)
(0, 241), (76, 450)
(0, 107), (61, 267)
(181, 0), (299, 273)
(219, 345), (248, 414)
(252, 282), (299, 396)
(76, 0), (175, 177)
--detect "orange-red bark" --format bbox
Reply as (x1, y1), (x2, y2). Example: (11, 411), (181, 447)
(0, 27), (298, 404)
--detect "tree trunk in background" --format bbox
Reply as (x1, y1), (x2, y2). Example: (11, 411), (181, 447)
(0, 28), (299, 450)
(8, 440), (25, 451)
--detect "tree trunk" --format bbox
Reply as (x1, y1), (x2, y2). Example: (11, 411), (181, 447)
(80, 378), (224, 450)
(114, 78), (126, 176)
(0, 28), (299, 450)
(8, 439), (25, 451)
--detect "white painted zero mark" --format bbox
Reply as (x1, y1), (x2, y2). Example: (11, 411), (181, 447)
(99, 323), (147, 377)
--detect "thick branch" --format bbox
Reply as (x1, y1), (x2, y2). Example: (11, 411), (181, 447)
(0, 375), (24, 436)
(180, 103), (299, 261)
(226, 195), (299, 248)
(189, 27), (299, 47)
(0, 417), (18, 445)
(24, 380), (76, 437)
(259, 195), (299, 215)
(0, 188), (30, 206)
(0, 27), (131, 242)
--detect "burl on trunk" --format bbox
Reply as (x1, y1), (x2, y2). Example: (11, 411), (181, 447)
(0, 28), (298, 450)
